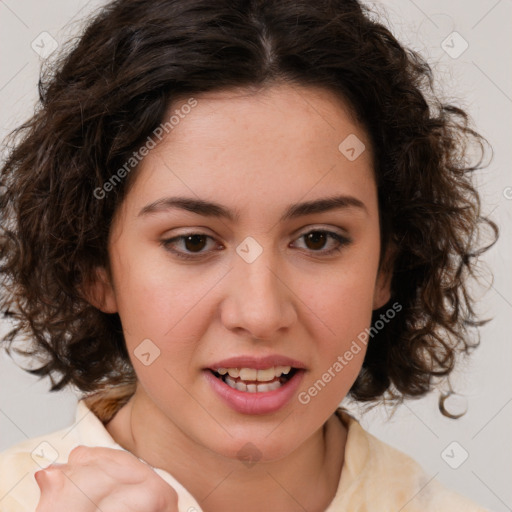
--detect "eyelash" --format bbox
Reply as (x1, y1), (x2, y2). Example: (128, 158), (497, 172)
(160, 229), (351, 261)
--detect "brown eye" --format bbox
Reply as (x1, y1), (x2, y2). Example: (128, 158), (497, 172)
(161, 233), (219, 260)
(182, 234), (208, 252)
(293, 230), (351, 255)
(162, 229), (351, 261)
(303, 231), (328, 251)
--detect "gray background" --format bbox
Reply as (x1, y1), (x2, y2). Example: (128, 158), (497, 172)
(1, 0), (511, 510)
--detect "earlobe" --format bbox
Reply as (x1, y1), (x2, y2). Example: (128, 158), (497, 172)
(81, 267), (118, 314)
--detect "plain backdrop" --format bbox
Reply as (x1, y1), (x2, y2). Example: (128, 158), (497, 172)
(1, 1), (511, 510)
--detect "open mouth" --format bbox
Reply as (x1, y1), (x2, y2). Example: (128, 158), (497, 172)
(209, 367), (299, 393)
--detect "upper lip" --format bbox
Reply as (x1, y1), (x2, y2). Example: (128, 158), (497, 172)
(206, 355), (307, 371)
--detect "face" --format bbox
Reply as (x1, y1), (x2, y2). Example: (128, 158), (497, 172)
(92, 83), (391, 462)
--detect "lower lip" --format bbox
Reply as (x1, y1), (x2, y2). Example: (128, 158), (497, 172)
(203, 369), (305, 415)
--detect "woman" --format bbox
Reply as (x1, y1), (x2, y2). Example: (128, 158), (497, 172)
(0, 0), (497, 510)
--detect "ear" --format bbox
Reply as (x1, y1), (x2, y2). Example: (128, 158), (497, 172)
(81, 266), (118, 314)
(372, 242), (395, 310)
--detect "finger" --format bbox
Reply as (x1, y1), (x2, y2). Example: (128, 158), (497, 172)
(66, 449), (180, 510)
(35, 465), (66, 492)
(35, 464), (107, 512)
(100, 479), (180, 512)
(34, 468), (77, 512)
(69, 445), (138, 464)
(68, 445), (158, 484)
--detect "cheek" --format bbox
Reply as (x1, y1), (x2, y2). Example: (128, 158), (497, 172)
(298, 267), (377, 341)
(111, 247), (213, 340)
(110, 250), (225, 392)
(296, 272), (373, 408)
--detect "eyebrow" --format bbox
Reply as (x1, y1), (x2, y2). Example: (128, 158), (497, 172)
(138, 194), (367, 222)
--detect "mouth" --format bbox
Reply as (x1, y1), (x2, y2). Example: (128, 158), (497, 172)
(209, 366), (299, 393)
(204, 357), (306, 414)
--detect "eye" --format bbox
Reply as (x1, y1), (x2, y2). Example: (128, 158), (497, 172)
(161, 228), (351, 261)
(292, 229), (351, 256)
(161, 233), (220, 260)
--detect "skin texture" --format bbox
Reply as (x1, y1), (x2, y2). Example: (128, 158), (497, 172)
(80, 83), (392, 511)
(35, 446), (179, 512)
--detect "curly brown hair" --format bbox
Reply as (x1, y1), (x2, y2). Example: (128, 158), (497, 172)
(0, 0), (498, 421)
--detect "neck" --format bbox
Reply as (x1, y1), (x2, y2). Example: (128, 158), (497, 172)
(105, 390), (347, 512)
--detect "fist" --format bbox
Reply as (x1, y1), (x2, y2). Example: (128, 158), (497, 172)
(34, 446), (179, 512)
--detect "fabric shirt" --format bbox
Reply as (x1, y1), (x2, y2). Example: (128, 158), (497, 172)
(0, 400), (490, 511)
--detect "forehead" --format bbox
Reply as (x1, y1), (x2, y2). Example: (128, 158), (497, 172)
(165, 84), (369, 158)
(117, 83), (376, 224)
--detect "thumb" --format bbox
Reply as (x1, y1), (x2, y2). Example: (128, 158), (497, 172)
(34, 466), (66, 505)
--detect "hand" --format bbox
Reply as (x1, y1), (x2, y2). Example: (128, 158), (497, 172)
(34, 445), (179, 512)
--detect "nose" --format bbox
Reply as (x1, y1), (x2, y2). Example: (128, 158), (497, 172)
(220, 246), (297, 340)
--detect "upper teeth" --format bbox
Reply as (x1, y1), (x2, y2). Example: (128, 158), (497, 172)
(216, 366), (291, 382)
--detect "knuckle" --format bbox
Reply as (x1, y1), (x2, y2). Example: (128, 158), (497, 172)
(149, 489), (179, 511)
(143, 477), (179, 510)
(68, 444), (94, 463)
(158, 482), (179, 508)
(35, 466), (66, 489)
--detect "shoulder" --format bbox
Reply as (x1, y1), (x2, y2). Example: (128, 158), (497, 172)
(331, 408), (491, 512)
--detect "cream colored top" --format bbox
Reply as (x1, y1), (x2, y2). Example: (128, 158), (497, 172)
(0, 400), (490, 511)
